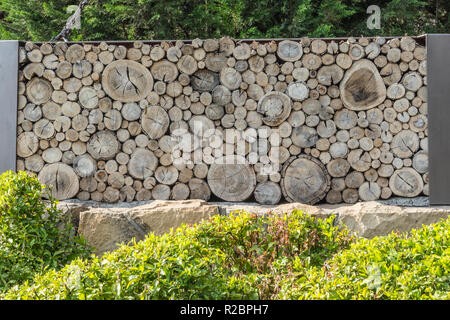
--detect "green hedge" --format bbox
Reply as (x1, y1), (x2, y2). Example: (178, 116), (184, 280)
(2, 206), (449, 300)
(2, 211), (352, 299)
(0, 171), (91, 292)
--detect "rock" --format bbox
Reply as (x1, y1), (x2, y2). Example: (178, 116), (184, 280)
(322, 201), (450, 238)
(68, 197), (450, 256)
(78, 200), (219, 255)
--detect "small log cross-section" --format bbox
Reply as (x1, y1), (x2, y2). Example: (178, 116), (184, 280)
(128, 148), (158, 180)
(340, 59), (386, 111)
(142, 106), (169, 139)
(277, 40), (303, 62)
(38, 163), (79, 200)
(257, 91), (292, 126)
(389, 167), (423, 197)
(281, 155), (330, 204)
(102, 60), (153, 102)
(191, 69), (219, 92)
(87, 131), (119, 160)
(207, 155), (256, 201)
(254, 181), (282, 205)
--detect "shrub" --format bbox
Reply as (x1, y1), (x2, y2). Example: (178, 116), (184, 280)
(0, 171), (91, 292)
(1, 210), (352, 299)
(281, 217), (450, 300)
(2, 205), (448, 300)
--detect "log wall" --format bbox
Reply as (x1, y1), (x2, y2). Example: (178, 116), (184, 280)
(16, 36), (428, 204)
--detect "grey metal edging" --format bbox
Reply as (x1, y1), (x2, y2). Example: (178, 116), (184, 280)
(427, 34), (450, 205)
(0, 41), (18, 174)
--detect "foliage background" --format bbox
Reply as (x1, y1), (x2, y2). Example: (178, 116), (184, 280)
(0, 0), (448, 41)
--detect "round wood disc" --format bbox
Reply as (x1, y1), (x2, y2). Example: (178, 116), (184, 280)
(26, 78), (52, 105)
(38, 163), (79, 200)
(281, 155), (330, 204)
(254, 181), (282, 205)
(87, 130), (119, 160)
(389, 167), (423, 197)
(277, 40), (303, 62)
(191, 69), (219, 92)
(207, 155), (256, 201)
(257, 91), (292, 126)
(142, 105), (169, 139)
(102, 59), (153, 102)
(340, 59), (386, 111)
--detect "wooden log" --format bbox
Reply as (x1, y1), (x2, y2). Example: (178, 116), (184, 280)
(254, 181), (281, 205)
(348, 149), (371, 172)
(277, 40), (303, 62)
(287, 82), (309, 101)
(349, 44), (364, 60)
(103, 186), (120, 203)
(188, 178), (211, 201)
(345, 171), (364, 188)
(233, 43), (251, 60)
(212, 85), (231, 106)
(34, 119), (54, 139)
(17, 132), (38, 158)
(248, 55), (265, 73)
(342, 188), (358, 203)
(155, 165), (179, 185)
(220, 67), (242, 90)
(65, 44), (85, 63)
(386, 83), (405, 99)
(302, 53), (322, 70)
(87, 131), (119, 160)
(365, 42), (380, 59)
(358, 181), (381, 201)
(327, 158), (350, 177)
(257, 91), (291, 126)
(389, 167), (423, 197)
(149, 184), (169, 200)
(380, 63), (401, 85)
(291, 126), (318, 148)
(340, 59), (386, 111)
(24, 154), (44, 172)
(26, 78), (52, 105)
(23, 63), (45, 80)
(73, 60), (92, 79)
(171, 183), (190, 200)
(79, 87), (99, 109)
(402, 72), (423, 92)
(177, 55), (198, 75)
(42, 147), (62, 163)
(191, 69), (219, 92)
(24, 103), (42, 122)
(73, 154), (96, 177)
(104, 109), (122, 131)
(102, 60), (154, 102)
(391, 130), (419, 158)
(207, 155), (256, 201)
(334, 109), (357, 129)
(142, 106), (169, 139)
(150, 60), (179, 82)
(205, 53), (227, 72)
(317, 65), (344, 85)
(38, 163), (79, 200)
(280, 155), (330, 204)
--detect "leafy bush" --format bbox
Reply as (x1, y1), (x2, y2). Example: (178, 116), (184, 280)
(2, 204), (449, 300)
(1, 210), (351, 299)
(282, 217), (450, 300)
(0, 171), (91, 292)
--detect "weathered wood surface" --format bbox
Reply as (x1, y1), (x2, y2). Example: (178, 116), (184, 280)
(17, 36), (427, 203)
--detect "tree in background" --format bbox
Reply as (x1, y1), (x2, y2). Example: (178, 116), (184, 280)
(0, 0), (449, 41)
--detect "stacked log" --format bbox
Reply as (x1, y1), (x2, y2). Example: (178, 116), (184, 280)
(17, 36), (428, 205)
